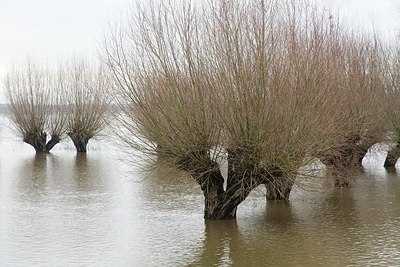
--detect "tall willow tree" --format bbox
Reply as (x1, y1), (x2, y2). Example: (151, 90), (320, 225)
(104, 0), (367, 219)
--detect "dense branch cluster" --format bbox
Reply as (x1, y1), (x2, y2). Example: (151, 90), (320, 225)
(103, 0), (390, 219)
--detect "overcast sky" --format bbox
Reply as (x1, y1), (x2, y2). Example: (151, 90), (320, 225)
(0, 0), (399, 100)
(0, 0), (129, 74)
(318, 0), (400, 39)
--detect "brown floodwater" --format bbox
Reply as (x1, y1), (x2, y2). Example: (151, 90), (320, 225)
(0, 118), (400, 266)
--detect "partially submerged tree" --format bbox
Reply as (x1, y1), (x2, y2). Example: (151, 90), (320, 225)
(319, 34), (387, 186)
(5, 62), (67, 153)
(61, 61), (110, 152)
(383, 46), (400, 167)
(104, 0), (379, 219)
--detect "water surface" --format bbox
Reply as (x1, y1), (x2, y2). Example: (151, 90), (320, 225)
(0, 121), (399, 266)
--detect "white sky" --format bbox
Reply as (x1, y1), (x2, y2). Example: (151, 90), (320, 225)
(0, 0), (399, 101)
(317, 0), (400, 39)
(0, 0), (130, 77)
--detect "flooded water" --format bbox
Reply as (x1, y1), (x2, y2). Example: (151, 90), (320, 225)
(0, 118), (400, 266)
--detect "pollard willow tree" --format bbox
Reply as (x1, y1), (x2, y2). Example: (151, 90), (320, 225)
(5, 62), (67, 153)
(104, 0), (356, 219)
(61, 61), (110, 152)
(383, 46), (400, 167)
(319, 34), (387, 186)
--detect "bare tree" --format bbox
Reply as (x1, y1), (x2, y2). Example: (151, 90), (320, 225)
(319, 34), (387, 186)
(60, 60), (110, 152)
(383, 45), (400, 167)
(5, 61), (67, 153)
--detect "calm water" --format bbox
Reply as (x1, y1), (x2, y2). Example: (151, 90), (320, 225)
(0, 119), (400, 266)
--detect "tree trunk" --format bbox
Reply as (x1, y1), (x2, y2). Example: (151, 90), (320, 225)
(201, 150), (262, 220)
(265, 179), (294, 201)
(197, 158), (259, 220)
(202, 167), (235, 220)
(328, 166), (351, 187)
(46, 135), (60, 153)
(384, 144), (400, 167)
(202, 170), (257, 220)
(69, 134), (90, 153)
(23, 132), (47, 153)
(321, 155), (352, 188)
(321, 136), (375, 187)
(154, 147), (240, 220)
(179, 149), (264, 220)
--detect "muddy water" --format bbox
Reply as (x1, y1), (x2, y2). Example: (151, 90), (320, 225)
(0, 120), (399, 266)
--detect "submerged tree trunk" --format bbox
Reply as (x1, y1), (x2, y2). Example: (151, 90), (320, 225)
(325, 137), (375, 186)
(23, 132), (62, 153)
(321, 141), (360, 188)
(182, 149), (264, 220)
(320, 157), (349, 186)
(46, 135), (61, 153)
(191, 159), (246, 220)
(384, 144), (400, 167)
(321, 157), (351, 187)
(328, 166), (351, 187)
(265, 178), (294, 201)
(201, 166), (259, 220)
(167, 148), (273, 220)
(155, 146), (247, 220)
(23, 132), (47, 153)
(68, 133), (90, 153)
(201, 166), (233, 220)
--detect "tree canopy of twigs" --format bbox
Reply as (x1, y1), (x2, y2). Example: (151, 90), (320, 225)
(103, 0), (388, 219)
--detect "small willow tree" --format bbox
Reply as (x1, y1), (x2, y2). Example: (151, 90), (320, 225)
(60, 61), (110, 152)
(5, 62), (67, 153)
(104, 0), (361, 219)
(383, 46), (400, 167)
